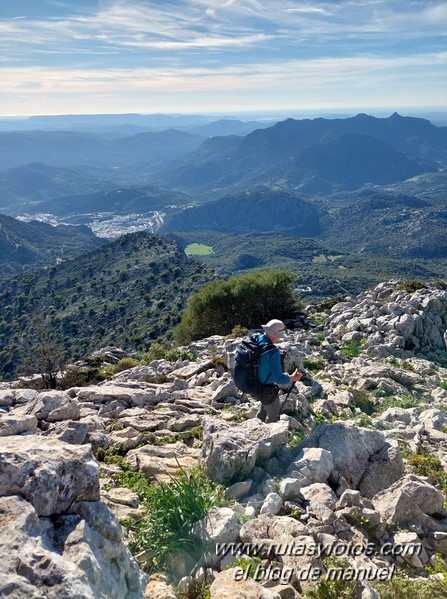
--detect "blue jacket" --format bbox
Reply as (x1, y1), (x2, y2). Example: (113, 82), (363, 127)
(256, 334), (290, 386)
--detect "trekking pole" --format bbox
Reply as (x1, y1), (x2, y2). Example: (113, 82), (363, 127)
(278, 381), (296, 417)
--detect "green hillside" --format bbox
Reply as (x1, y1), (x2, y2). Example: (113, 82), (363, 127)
(0, 214), (105, 283)
(0, 232), (215, 379)
(169, 231), (447, 298)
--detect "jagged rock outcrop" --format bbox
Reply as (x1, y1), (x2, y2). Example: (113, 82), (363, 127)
(0, 436), (146, 598)
(299, 423), (403, 498)
(325, 281), (447, 358)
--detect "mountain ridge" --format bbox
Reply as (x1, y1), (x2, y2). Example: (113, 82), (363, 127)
(155, 113), (444, 194)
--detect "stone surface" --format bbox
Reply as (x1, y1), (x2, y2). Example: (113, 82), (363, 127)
(300, 423), (403, 497)
(193, 507), (240, 544)
(373, 475), (447, 533)
(288, 447), (333, 484)
(0, 459), (146, 598)
(210, 568), (281, 599)
(0, 436), (99, 516)
(201, 417), (288, 483)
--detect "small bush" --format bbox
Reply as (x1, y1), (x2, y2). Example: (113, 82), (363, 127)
(377, 394), (420, 414)
(58, 366), (106, 389)
(349, 388), (376, 416)
(176, 580), (211, 599)
(174, 270), (302, 344)
(395, 279), (426, 293)
(144, 374), (170, 384)
(210, 354), (227, 369)
(305, 557), (358, 598)
(143, 343), (196, 364)
(409, 454), (447, 497)
(303, 357), (326, 371)
(224, 324), (251, 340)
(111, 357), (140, 374)
(316, 295), (345, 312)
(288, 429), (306, 448)
(374, 555), (447, 599)
(341, 340), (363, 358)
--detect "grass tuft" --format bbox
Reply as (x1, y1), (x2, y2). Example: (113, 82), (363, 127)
(122, 468), (227, 578)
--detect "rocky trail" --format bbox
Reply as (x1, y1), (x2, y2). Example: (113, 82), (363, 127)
(1, 280), (447, 598)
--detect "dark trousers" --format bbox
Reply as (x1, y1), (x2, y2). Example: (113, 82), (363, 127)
(256, 385), (280, 423)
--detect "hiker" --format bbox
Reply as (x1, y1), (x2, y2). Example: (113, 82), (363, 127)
(255, 319), (303, 423)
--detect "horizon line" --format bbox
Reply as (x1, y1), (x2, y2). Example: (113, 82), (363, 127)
(1, 105), (446, 120)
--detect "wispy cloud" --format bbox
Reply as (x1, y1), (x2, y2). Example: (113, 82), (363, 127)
(2, 0), (446, 59)
(0, 0), (445, 114)
(3, 52), (445, 94)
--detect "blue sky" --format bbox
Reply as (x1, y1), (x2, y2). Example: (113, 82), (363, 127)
(0, 0), (446, 116)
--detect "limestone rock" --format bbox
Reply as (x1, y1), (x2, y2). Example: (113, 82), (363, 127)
(0, 413), (38, 437)
(201, 417), (288, 483)
(27, 391), (80, 422)
(210, 568), (281, 599)
(300, 423), (403, 497)
(260, 493), (283, 516)
(192, 507), (240, 544)
(126, 441), (200, 482)
(145, 573), (177, 599)
(76, 384), (156, 407)
(0, 481), (146, 599)
(373, 474), (447, 533)
(0, 436), (99, 516)
(288, 447), (333, 484)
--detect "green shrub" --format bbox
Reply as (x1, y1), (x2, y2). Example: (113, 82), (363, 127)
(305, 557), (358, 598)
(143, 342), (196, 364)
(59, 366), (106, 389)
(409, 454), (447, 497)
(374, 555), (447, 599)
(175, 580), (211, 599)
(173, 271), (302, 344)
(349, 388), (376, 416)
(224, 324), (251, 340)
(395, 279), (426, 293)
(144, 374), (170, 384)
(377, 394), (420, 414)
(303, 357), (326, 371)
(341, 340), (363, 358)
(111, 357), (140, 374)
(288, 429), (306, 448)
(210, 354), (227, 369)
(316, 296), (345, 312)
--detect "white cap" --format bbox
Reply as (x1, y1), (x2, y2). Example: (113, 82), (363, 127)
(261, 319), (287, 339)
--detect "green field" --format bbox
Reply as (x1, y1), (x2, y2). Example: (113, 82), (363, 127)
(185, 243), (214, 256)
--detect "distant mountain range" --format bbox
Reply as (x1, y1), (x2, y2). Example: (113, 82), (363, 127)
(154, 113), (444, 194)
(0, 214), (103, 281)
(0, 163), (142, 212)
(0, 113), (275, 135)
(33, 184), (193, 217)
(0, 129), (205, 171)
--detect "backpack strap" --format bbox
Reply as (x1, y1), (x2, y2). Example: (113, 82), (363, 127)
(256, 342), (277, 386)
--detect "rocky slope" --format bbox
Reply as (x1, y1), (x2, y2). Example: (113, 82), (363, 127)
(1, 280), (447, 598)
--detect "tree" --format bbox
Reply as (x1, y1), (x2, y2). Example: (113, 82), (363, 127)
(174, 270), (302, 344)
(17, 313), (66, 389)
